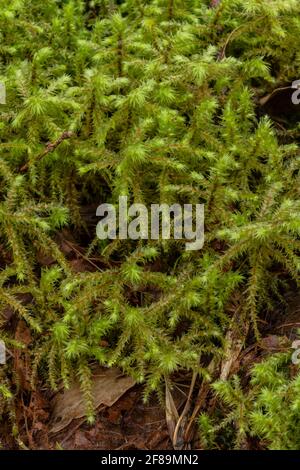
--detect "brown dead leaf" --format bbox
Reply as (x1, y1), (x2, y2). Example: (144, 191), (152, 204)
(15, 319), (32, 346)
(165, 382), (179, 447)
(260, 335), (282, 351)
(74, 430), (91, 449)
(14, 320), (32, 390)
(49, 367), (135, 434)
(106, 391), (136, 425)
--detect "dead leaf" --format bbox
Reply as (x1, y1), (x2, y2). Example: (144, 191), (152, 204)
(106, 390), (136, 424)
(165, 382), (179, 447)
(14, 320), (32, 390)
(259, 335), (284, 351)
(74, 430), (91, 449)
(49, 367), (135, 434)
(259, 86), (300, 122)
(15, 319), (32, 346)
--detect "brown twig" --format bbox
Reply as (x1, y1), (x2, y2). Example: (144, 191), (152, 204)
(62, 239), (104, 272)
(275, 322), (300, 330)
(172, 371), (197, 449)
(184, 359), (216, 443)
(219, 16), (266, 60)
(259, 86), (294, 106)
(20, 131), (74, 172)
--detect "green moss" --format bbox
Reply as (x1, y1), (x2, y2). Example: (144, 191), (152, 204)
(0, 0), (299, 448)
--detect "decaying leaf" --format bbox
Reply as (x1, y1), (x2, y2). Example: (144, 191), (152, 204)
(165, 382), (179, 447)
(49, 367), (135, 434)
(14, 320), (32, 390)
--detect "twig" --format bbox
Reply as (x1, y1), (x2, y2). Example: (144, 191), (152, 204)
(62, 239), (103, 272)
(184, 359), (216, 443)
(259, 86), (294, 107)
(20, 131), (74, 172)
(275, 322), (300, 330)
(219, 16), (266, 60)
(172, 371), (197, 449)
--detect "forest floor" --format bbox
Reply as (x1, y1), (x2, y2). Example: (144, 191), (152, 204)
(1, 218), (299, 450)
